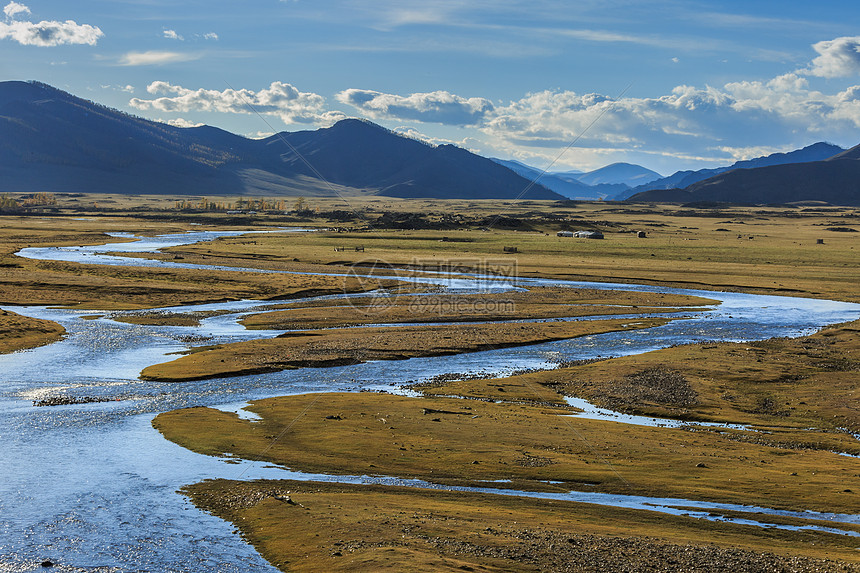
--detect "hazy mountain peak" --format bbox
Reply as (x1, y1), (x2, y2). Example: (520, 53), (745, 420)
(575, 162), (663, 187)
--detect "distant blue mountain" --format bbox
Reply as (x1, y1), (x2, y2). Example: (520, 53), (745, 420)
(491, 158), (644, 200)
(491, 159), (610, 199)
(573, 163), (662, 187)
(617, 142), (844, 200)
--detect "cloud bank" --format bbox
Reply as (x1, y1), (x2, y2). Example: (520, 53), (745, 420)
(0, 1), (103, 46)
(806, 36), (860, 78)
(130, 81), (345, 125)
(336, 89), (494, 126)
(332, 40), (860, 167)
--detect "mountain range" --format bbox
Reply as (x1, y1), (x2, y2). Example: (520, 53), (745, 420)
(497, 142), (860, 206)
(628, 143), (860, 205)
(491, 159), (659, 200)
(618, 142), (845, 200)
(2, 81), (858, 206)
(0, 81), (561, 200)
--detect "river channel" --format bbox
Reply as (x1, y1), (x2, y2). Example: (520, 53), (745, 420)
(1, 229), (859, 571)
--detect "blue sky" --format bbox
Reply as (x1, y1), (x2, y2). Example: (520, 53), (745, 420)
(2, 0), (860, 175)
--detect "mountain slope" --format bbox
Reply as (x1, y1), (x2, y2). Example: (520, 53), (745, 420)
(0, 81), (255, 194)
(627, 147), (860, 206)
(0, 81), (560, 200)
(619, 142), (844, 200)
(270, 121), (561, 200)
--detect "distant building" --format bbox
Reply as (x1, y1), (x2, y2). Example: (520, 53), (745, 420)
(557, 230), (574, 237)
(574, 230), (604, 239)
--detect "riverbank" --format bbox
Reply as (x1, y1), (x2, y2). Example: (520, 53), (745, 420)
(239, 286), (714, 330)
(153, 377), (860, 514)
(501, 319), (860, 445)
(183, 479), (860, 572)
(0, 216), (386, 312)
(140, 316), (671, 381)
(0, 309), (65, 354)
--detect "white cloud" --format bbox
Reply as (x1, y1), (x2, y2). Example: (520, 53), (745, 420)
(334, 62), (860, 171)
(100, 84), (135, 93)
(130, 81), (345, 125)
(330, 35), (860, 171)
(0, 2), (103, 46)
(713, 145), (792, 161)
(203, 32), (218, 40)
(805, 36), (860, 78)
(336, 89), (494, 126)
(163, 29), (183, 41)
(392, 126), (438, 145)
(247, 131), (275, 139)
(481, 76), (860, 158)
(163, 117), (204, 128)
(119, 50), (199, 66)
(3, 1), (29, 19)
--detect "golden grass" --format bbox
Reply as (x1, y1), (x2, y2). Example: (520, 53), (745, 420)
(133, 200), (860, 302)
(140, 317), (669, 381)
(153, 316), (860, 570)
(0, 215), (388, 310)
(0, 308), (65, 353)
(183, 479), (860, 572)
(502, 319), (860, 441)
(153, 387), (860, 515)
(239, 286), (714, 330)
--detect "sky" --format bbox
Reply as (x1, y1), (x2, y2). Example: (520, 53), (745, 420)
(2, 0), (860, 176)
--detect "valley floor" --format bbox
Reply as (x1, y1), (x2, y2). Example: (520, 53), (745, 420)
(2, 197), (859, 571)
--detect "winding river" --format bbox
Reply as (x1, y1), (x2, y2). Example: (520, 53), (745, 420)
(2, 229), (859, 571)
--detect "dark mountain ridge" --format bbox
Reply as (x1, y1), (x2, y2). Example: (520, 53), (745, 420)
(0, 81), (560, 200)
(627, 142), (860, 206)
(619, 142), (845, 200)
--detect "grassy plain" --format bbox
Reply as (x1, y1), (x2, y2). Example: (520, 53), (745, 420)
(0, 214), (387, 311)
(2, 194), (859, 570)
(126, 197), (860, 303)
